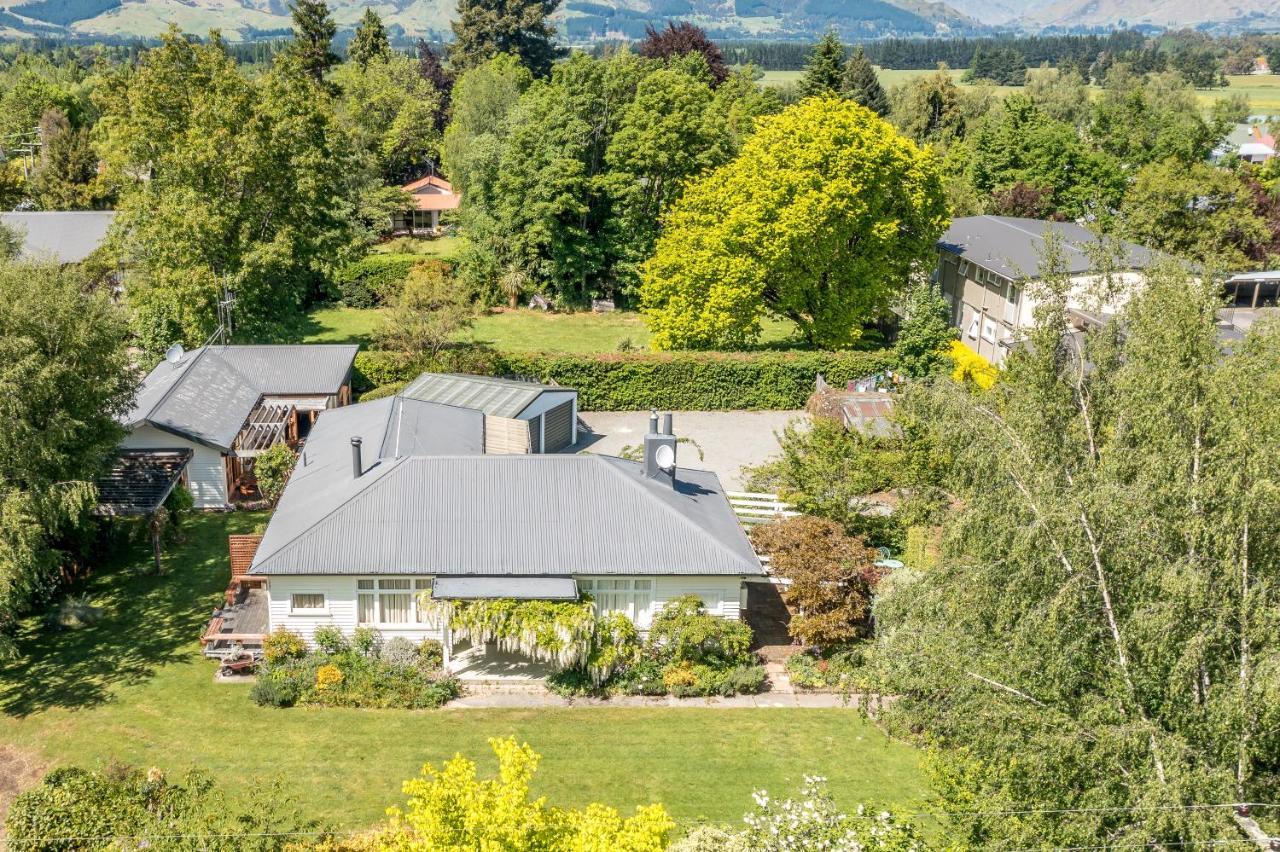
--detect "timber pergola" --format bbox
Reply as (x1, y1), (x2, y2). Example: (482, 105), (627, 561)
(232, 401), (295, 457)
(94, 449), (193, 572)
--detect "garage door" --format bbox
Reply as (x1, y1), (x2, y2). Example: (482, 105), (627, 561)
(542, 401), (574, 452)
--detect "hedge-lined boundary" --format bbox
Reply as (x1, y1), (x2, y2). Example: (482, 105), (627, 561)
(353, 349), (895, 411)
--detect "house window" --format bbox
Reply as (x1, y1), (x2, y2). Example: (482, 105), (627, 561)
(1004, 286), (1019, 324)
(966, 312), (980, 340)
(579, 578), (653, 624)
(356, 577), (439, 628)
(981, 317), (998, 344)
(290, 593), (325, 612)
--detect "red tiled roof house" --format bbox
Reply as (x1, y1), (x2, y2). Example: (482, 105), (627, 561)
(393, 174), (460, 233)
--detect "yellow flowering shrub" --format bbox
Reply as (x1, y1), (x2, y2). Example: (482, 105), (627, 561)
(314, 664), (343, 690)
(374, 737), (673, 851)
(947, 340), (997, 389)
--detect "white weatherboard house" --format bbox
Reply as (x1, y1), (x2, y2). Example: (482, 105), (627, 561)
(120, 345), (357, 508)
(247, 400), (764, 670)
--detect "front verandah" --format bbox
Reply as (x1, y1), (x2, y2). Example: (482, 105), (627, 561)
(435, 575), (581, 684)
(446, 638), (555, 683)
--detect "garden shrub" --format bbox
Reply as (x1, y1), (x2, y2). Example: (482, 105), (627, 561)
(365, 737), (674, 850)
(253, 443), (297, 504)
(352, 348), (895, 410)
(249, 666), (304, 708)
(554, 598), (766, 698)
(352, 626), (382, 657)
(313, 625), (348, 654)
(379, 636), (418, 669)
(648, 595), (753, 665)
(262, 627), (306, 664)
(785, 646), (870, 691)
(6, 764), (321, 852)
(331, 254), (433, 308)
(417, 638), (444, 669)
(251, 635), (459, 710)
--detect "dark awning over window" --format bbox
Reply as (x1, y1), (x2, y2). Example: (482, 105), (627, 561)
(432, 576), (579, 601)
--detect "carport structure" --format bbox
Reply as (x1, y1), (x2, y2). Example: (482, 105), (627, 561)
(94, 449), (193, 572)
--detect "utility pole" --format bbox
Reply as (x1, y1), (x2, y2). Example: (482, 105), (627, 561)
(1233, 806), (1280, 850)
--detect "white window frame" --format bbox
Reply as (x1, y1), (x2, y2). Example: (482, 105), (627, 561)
(1004, 285), (1019, 324)
(289, 592), (328, 615)
(966, 312), (981, 340)
(981, 317), (999, 344)
(356, 577), (440, 629)
(578, 578), (654, 626)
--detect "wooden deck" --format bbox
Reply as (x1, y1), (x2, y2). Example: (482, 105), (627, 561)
(202, 588), (268, 657)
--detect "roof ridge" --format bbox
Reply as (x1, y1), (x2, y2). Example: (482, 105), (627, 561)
(252, 456), (409, 572)
(142, 346), (209, 424)
(592, 455), (760, 573)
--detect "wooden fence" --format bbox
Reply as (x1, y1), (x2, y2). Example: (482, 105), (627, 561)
(726, 491), (798, 526)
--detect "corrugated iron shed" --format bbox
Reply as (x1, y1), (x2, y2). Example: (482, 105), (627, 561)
(401, 373), (570, 419)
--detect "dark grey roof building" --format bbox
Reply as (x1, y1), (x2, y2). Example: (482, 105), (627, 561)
(123, 345), (359, 452)
(938, 216), (1157, 282)
(119, 344), (358, 508)
(1, 211), (116, 264)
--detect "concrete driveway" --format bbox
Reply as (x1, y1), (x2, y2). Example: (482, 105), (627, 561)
(575, 410), (808, 490)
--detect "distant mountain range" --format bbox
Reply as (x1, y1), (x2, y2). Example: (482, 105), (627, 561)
(0, 0), (1275, 42)
(0, 0), (987, 42)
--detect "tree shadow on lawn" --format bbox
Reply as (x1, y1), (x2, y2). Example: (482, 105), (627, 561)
(0, 514), (255, 718)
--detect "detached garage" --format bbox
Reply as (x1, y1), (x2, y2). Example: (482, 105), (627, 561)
(398, 373), (578, 454)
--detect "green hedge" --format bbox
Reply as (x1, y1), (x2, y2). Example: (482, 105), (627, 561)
(354, 349), (894, 410)
(332, 255), (454, 308)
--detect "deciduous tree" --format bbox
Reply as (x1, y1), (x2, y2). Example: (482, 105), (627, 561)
(638, 21), (729, 87)
(752, 516), (882, 648)
(894, 279), (957, 379)
(0, 260), (135, 656)
(641, 97), (947, 349)
(877, 255), (1280, 848)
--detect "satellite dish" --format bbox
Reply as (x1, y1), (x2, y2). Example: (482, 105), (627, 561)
(165, 343), (185, 365)
(655, 444), (676, 472)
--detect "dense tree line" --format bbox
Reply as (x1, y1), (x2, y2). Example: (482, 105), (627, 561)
(864, 30), (1146, 71)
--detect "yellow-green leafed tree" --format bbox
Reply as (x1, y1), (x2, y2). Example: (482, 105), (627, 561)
(362, 737), (673, 851)
(641, 96), (948, 351)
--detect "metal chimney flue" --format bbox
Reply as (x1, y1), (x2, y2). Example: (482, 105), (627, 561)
(662, 412), (673, 435)
(648, 409), (660, 435)
(350, 437), (363, 478)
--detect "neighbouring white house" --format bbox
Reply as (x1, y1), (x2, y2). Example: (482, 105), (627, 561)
(119, 344), (357, 508)
(936, 216), (1161, 365)
(242, 401), (764, 671)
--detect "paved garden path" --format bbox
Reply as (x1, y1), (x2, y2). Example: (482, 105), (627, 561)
(445, 690), (860, 709)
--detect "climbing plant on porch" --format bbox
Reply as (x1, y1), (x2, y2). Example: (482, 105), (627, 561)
(439, 597), (638, 684)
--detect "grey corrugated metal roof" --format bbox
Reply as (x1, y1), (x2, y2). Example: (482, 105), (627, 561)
(1, 211), (115, 263)
(938, 216), (1158, 281)
(433, 576), (578, 600)
(250, 401), (761, 578)
(123, 345), (357, 451)
(401, 373), (571, 418)
(378, 397), (484, 458)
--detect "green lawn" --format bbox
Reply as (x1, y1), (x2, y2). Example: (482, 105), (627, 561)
(760, 67), (1280, 113)
(374, 234), (465, 258)
(0, 513), (931, 833)
(299, 306), (811, 353)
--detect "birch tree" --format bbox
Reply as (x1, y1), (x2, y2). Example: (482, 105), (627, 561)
(876, 250), (1280, 847)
